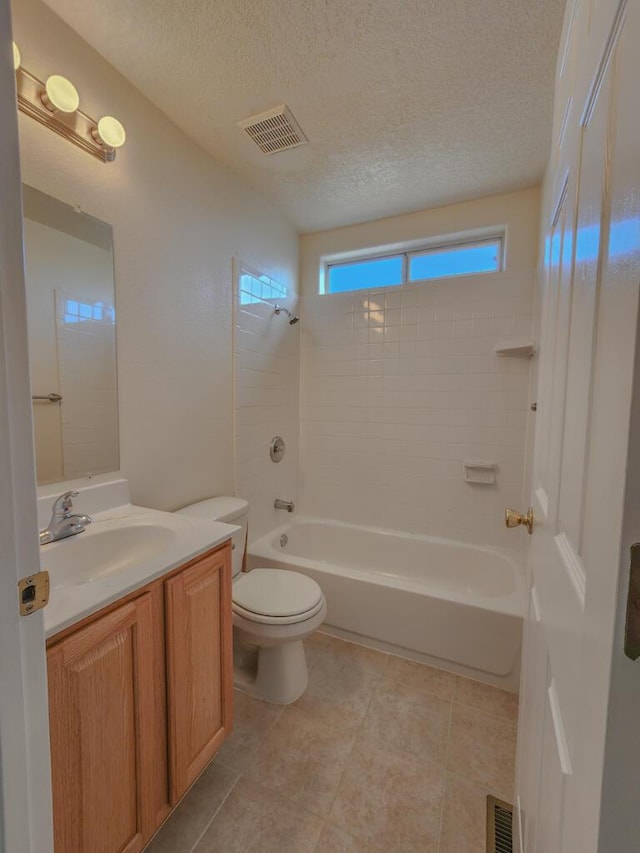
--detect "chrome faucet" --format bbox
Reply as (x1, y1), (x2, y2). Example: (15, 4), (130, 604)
(274, 498), (295, 513)
(39, 490), (92, 545)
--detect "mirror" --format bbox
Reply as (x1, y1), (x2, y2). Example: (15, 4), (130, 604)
(22, 185), (119, 485)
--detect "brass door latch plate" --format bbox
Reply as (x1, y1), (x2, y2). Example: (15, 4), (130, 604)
(18, 570), (50, 616)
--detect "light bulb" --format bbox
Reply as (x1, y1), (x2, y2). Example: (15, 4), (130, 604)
(94, 116), (126, 149)
(12, 42), (20, 71)
(42, 75), (79, 113)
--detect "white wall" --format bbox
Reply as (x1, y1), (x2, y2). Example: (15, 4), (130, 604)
(299, 189), (539, 548)
(13, 0), (298, 512)
(234, 266), (299, 539)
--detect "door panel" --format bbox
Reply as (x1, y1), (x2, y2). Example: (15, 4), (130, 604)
(516, 2), (640, 850)
(557, 67), (610, 551)
(518, 589), (546, 852)
(535, 679), (569, 853)
(530, 3), (613, 768)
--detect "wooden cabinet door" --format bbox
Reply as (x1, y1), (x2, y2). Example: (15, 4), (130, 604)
(47, 594), (156, 853)
(165, 545), (233, 803)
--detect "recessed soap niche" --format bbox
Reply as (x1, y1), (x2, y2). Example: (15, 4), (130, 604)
(463, 461), (498, 485)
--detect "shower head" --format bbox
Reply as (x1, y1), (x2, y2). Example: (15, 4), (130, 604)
(274, 304), (300, 325)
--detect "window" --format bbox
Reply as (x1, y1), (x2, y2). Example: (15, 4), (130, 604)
(62, 297), (115, 324)
(239, 270), (287, 305)
(323, 235), (503, 294)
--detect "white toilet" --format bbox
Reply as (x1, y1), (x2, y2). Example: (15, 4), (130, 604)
(176, 497), (326, 704)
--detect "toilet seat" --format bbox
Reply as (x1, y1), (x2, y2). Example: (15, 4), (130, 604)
(232, 568), (324, 625)
(232, 598), (325, 625)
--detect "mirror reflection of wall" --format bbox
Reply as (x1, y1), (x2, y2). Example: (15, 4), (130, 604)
(22, 186), (119, 485)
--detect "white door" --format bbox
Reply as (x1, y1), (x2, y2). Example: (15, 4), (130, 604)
(0, 6), (54, 851)
(515, 0), (640, 850)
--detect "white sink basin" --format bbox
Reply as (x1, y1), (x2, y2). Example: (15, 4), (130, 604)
(38, 484), (239, 639)
(42, 518), (179, 589)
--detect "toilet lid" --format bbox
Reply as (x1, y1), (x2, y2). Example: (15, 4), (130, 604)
(233, 569), (323, 618)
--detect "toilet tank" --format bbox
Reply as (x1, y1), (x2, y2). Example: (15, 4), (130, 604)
(176, 497), (248, 577)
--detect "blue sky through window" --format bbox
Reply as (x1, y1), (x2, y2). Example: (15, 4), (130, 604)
(324, 237), (502, 294)
(409, 241), (500, 281)
(328, 256), (403, 293)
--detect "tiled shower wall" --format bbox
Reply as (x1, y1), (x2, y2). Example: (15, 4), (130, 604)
(234, 268), (300, 539)
(299, 190), (539, 549)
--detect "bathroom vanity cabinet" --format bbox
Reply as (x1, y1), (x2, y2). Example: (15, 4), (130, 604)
(46, 541), (233, 853)
(165, 546), (233, 802)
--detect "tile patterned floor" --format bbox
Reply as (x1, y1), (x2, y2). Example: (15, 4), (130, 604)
(146, 632), (518, 853)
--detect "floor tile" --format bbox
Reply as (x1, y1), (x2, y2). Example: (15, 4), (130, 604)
(384, 655), (457, 701)
(194, 777), (323, 853)
(329, 735), (443, 851)
(439, 771), (490, 853)
(214, 690), (283, 772)
(316, 635), (389, 677)
(246, 705), (357, 818)
(315, 821), (438, 853)
(304, 632), (327, 669)
(293, 637), (389, 731)
(145, 761), (238, 853)
(155, 634), (519, 853)
(360, 680), (451, 765)
(313, 823), (363, 852)
(447, 703), (517, 799)
(454, 675), (519, 722)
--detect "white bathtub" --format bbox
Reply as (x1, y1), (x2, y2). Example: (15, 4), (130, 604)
(248, 517), (524, 691)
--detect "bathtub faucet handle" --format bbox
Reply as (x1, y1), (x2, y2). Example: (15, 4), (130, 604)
(274, 498), (295, 513)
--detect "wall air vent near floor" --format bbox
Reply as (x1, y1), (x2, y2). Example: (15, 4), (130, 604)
(237, 104), (308, 154)
(486, 795), (514, 853)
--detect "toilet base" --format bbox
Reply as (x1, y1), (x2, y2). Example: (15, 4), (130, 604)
(232, 596), (326, 704)
(233, 636), (309, 705)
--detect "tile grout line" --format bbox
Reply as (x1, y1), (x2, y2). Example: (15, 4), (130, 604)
(217, 693), (286, 775)
(187, 771), (243, 853)
(451, 699), (519, 728)
(434, 696), (455, 853)
(316, 651), (391, 844)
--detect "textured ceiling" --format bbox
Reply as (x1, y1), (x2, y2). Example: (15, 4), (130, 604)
(42, 0), (565, 232)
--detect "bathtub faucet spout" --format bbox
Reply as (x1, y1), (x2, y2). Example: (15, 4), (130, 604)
(274, 498), (295, 512)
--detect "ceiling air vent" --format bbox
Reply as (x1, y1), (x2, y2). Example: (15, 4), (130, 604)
(237, 105), (308, 155)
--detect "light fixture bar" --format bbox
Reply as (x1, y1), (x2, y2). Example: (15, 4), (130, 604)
(15, 65), (122, 163)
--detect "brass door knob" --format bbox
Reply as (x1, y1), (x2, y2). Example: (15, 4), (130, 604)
(505, 507), (534, 534)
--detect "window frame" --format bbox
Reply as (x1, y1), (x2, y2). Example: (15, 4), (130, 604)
(320, 230), (506, 295)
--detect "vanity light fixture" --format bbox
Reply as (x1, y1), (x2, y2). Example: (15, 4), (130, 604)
(92, 115), (126, 150)
(13, 47), (126, 163)
(42, 74), (79, 113)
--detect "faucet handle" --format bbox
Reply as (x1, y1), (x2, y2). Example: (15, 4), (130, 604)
(53, 490), (79, 516)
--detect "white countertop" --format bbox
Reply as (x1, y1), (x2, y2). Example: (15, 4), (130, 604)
(43, 503), (238, 639)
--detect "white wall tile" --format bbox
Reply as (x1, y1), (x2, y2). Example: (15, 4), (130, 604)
(234, 280), (300, 539)
(299, 191), (539, 548)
